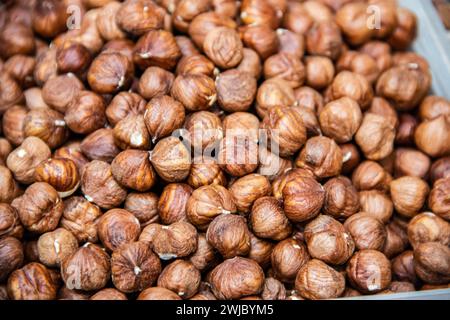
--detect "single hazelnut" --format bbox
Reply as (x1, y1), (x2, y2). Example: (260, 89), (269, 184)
(383, 219), (409, 258)
(4, 54), (36, 88)
(256, 78), (295, 118)
(113, 114), (151, 150)
(0, 138), (12, 165)
(240, 25), (279, 60)
(64, 90), (106, 135)
(42, 74), (84, 114)
(323, 176), (360, 219)
(414, 242), (450, 285)
(138, 67), (175, 101)
(282, 2), (314, 35)
(35, 158), (80, 198)
(222, 112), (260, 142)
(430, 157), (450, 184)
(393, 148), (430, 180)
(61, 243), (110, 291)
(80, 128), (120, 163)
(330, 71), (373, 110)
(0, 237), (24, 282)
(359, 40), (393, 72)
(302, 1), (333, 22)
(418, 96), (450, 121)
(37, 228), (78, 268)
(7, 262), (57, 300)
(0, 23), (35, 59)
(175, 35), (200, 57)
(294, 86), (324, 112)
(189, 233), (217, 271)
(216, 69), (257, 112)
(429, 177), (450, 221)
(133, 29), (181, 70)
(295, 136), (343, 179)
(306, 21), (342, 60)
(340, 143), (360, 175)
(96, 1), (126, 40)
(0, 166), (21, 204)
(188, 12), (237, 48)
(116, 0), (165, 36)
(261, 277), (286, 300)
(138, 223), (163, 246)
(152, 221), (198, 260)
(257, 147), (293, 182)
(111, 241), (161, 293)
(336, 51), (380, 84)
(32, 0), (67, 37)
(295, 259), (346, 300)
(56, 43), (91, 75)
(271, 238), (310, 283)
(359, 190), (393, 223)
(58, 285), (90, 300)
(352, 160), (392, 192)
(0, 203), (23, 239)
(263, 52), (305, 88)
(415, 116), (450, 158)
(209, 257), (264, 300)
(187, 157), (227, 189)
(335, 2), (374, 46)
(212, 0), (239, 18)
(158, 183), (193, 224)
(387, 7), (417, 50)
(305, 56), (334, 90)
(172, 0), (211, 32)
(240, 0), (280, 29)
(90, 288), (127, 300)
(97, 209), (141, 252)
(81, 160), (127, 209)
(390, 176), (429, 218)
(305, 215), (355, 265)
(176, 54), (216, 77)
(381, 281), (415, 295)
(344, 213), (386, 251)
(123, 192), (158, 227)
(171, 74), (216, 112)
(229, 174), (271, 214)
(2, 105), (28, 146)
(203, 27), (243, 69)
(392, 251), (419, 286)
(137, 287), (182, 300)
(185, 111), (223, 152)
(237, 48), (262, 79)
(101, 39), (135, 63)
(347, 250), (392, 294)
(277, 28), (305, 58)
(407, 212), (450, 249)
(23, 108), (68, 149)
(105, 92), (146, 127)
(157, 259), (201, 299)
(218, 135), (259, 177)
(34, 48), (58, 86)
(248, 233), (273, 268)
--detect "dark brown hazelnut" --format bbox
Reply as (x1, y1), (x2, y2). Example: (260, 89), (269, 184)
(387, 7), (417, 50)
(257, 147), (293, 181)
(42, 74), (84, 114)
(237, 48), (262, 79)
(111, 241), (161, 293)
(271, 238), (310, 283)
(14, 182), (63, 234)
(96, 1), (126, 41)
(0, 237), (24, 282)
(113, 114), (151, 150)
(0, 166), (21, 204)
(390, 176), (429, 218)
(277, 28), (305, 58)
(203, 27), (243, 69)
(152, 221), (198, 260)
(218, 135), (259, 177)
(340, 143), (360, 175)
(306, 21), (342, 60)
(61, 243), (110, 291)
(137, 287), (182, 300)
(394, 148), (430, 179)
(0, 203), (23, 239)
(209, 257), (265, 300)
(323, 176), (359, 219)
(337, 51), (380, 84)
(171, 74), (216, 112)
(0, 23), (35, 59)
(90, 288), (127, 300)
(415, 116), (450, 158)
(344, 213), (386, 251)
(240, 0), (280, 29)
(32, 0), (67, 38)
(185, 111), (223, 152)
(23, 108), (68, 149)
(81, 160), (127, 209)
(116, 0), (165, 36)
(383, 219), (409, 259)
(414, 242), (450, 285)
(430, 157), (450, 185)
(189, 233), (217, 271)
(206, 214), (251, 259)
(157, 259), (201, 299)
(105, 92), (146, 127)
(215, 69), (256, 112)
(330, 71), (373, 110)
(187, 184), (236, 230)
(407, 212), (450, 249)
(172, 0), (211, 32)
(138, 67), (174, 100)
(335, 2), (374, 46)
(35, 158), (80, 198)
(261, 277), (286, 300)
(347, 249), (392, 293)
(150, 136), (191, 182)
(229, 174), (271, 214)
(187, 157), (227, 189)
(304, 56), (334, 90)
(4, 55), (36, 88)
(418, 96), (450, 121)
(304, 215), (355, 265)
(263, 52), (305, 88)
(175, 35), (200, 57)
(429, 177), (450, 220)
(7, 262), (57, 300)
(80, 128), (120, 163)
(158, 183), (193, 224)
(133, 29), (181, 70)
(56, 43), (91, 75)
(352, 160), (392, 192)
(256, 78), (295, 118)
(359, 190), (393, 223)
(37, 228), (78, 268)
(2, 105), (28, 146)
(240, 25), (279, 60)
(248, 233), (273, 268)
(23, 240), (39, 264)
(392, 251), (419, 286)
(295, 259), (345, 300)
(295, 136), (343, 179)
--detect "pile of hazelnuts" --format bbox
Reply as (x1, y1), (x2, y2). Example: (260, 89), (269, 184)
(0, 0), (449, 301)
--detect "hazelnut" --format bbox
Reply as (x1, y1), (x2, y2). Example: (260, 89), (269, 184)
(295, 259), (346, 300)
(175, 35), (200, 57)
(116, 0), (165, 36)
(58, 285), (90, 300)
(206, 214), (251, 259)
(347, 250), (392, 293)
(261, 106), (307, 157)
(394, 148), (430, 179)
(392, 251), (419, 286)
(2, 105), (28, 146)
(263, 52), (305, 88)
(56, 43), (91, 75)
(323, 176), (360, 219)
(387, 7), (417, 50)
(282, 2), (314, 35)
(81, 160), (127, 209)
(383, 219), (409, 259)
(106, 92), (146, 127)
(187, 157), (227, 189)
(209, 257), (264, 300)
(176, 54), (216, 77)
(133, 29), (181, 70)
(150, 136), (191, 182)
(414, 242), (450, 285)
(271, 238), (310, 283)
(111, 241), (161, 293)
(355, 113), (395, 161)
(158, 183), (193, 224)
(330, 71), (374, 110)
(368, 0), (398, 38)
(124, 192), (159, 227)
(319, 97), (362, 143)
(335, 2), (374, 46)
(90, 288), (127, 300)
(359, 41), (393, 72)
(415, 116), (450, 158)
(111, 150), (156, 192)
(382, 281), (415, 294)
(352, 160), (392, 193)
(359, 190), (393, 223)
(96, 2), (126, 41)
(203, 27), (243, 69)
(4, 54), (36, 88)
(138, 223), (163, 245)
(302, 1), (333, 22)
(0, 237), (24, 282)
(23, 108), (68, 149)
(418, 96), (450, 121)
(172, 0), (211, 33)
(250, 197), (292, 241)
(305, 56), (334, 90)
(344, 213), (386, 251)
(218, 135), (259, 177)
(102, 39), (135, 63)
(7, 262), (57, 300)
(0, 138), (12, 165)
(61, 243), (110, 291)
(256, 78), (295, 118)
(237, 48), (262, 79)
(240, 25), (279, 60)
(340, 143), (361, 175)
(229, 174), (271, 214)
(152, 221), (198, 260)
(187, 184), (236, 230)
(97, 209), (141, 252)
(157, 260), (201, 299)
(137, 287), (182, 300)
(14, 182), (63, 234)
(0, 166), (21, 204)
(60, 196), (102, 243)
(188, 12), (237, 48)
(34, 48), (58, 86)
(222, 112), (260, 142)
(113, 114), (151, 150)
(32, 0), (67, 38)
(80, 128), (121, 163)
(342, 287), (362, 298)
(429, 177), (450, 220)
(261, 277), (286, 300)
(0, 203), (24, 239)
(407, 212), (450, 249)
(65, 90), (107, 135)
(189, 233), (217, 271)
(138, 67), (175, 100)
(37, 228), (78, 267)
(171, 74), (216, 111)
(216, 69), (257, 112)
(430, 157), (450, 184)
(294, 86), (324, 112)
(0, 23), (35, 59)
(258, 147), (293, 181)
(212, 0), (239, 18)
(248, 233), (273, 268)
(295, 136), (343, 179)
(240, 0), (280, 29)
(185, 111), (223, 151)
(390, 176), (429, 218)
(305, 21), (342, 60)
(277, 28), (305, 59)
(35, 158), (80, 198)
(304, 215), (355, 265)
(23, 240), (40, 264)
(42, 74), (84, 114)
